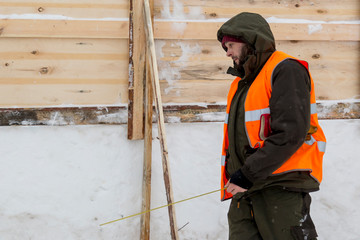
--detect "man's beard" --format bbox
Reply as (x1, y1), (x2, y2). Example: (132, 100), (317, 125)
(233, 44), (255, 70)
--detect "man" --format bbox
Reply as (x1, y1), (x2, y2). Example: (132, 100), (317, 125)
(217, 12), (326, 239)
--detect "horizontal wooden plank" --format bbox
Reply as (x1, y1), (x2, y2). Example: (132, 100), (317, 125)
(0, 59), (128, 81)
(160, 79), (231, 104)
(160, 77), (359, 103)
(154, 21), (360, 41)
(0, 19), (129, 38)
(0, 1), (128, 19)
(158, 40), (359, 62)
(0, 19), (358, 41)
(0, 0), (358, 21)
(0, 37), (127, 54)
(0, 101), (358, 126)
(159, 77), (359, 104)
(0, 0), (123, 3)
(0, 106), (129, 125)
(0, 84), (127, 107)
(155, 0), (360, 21)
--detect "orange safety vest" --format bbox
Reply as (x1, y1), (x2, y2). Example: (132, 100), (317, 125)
(221, 51), (326, 201)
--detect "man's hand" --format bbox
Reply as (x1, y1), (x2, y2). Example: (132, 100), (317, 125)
(225, 181), (247, 195)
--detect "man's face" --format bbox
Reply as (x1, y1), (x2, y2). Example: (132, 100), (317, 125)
(224, 41), (246, 66)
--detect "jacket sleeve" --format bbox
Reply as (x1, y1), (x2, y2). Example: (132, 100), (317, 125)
(239, 59), (311, 183)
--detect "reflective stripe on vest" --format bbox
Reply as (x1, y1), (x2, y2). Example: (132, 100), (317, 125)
(221, 155), (226, 166)
(245, 107), (270, 122)
(225, 113), (229, 124)
(305, 136), (326, 153)
(311, 103), (317, 115)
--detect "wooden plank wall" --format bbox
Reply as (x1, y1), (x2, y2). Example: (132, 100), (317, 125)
(0, 0), (359, 123)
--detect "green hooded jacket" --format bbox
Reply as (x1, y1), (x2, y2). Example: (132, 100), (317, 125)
(217, 12), (319, 194)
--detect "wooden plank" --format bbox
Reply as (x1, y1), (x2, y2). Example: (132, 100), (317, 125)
(0, 1), (128, 19)
(0, 60), (127, 81)
(158, 76), (359, 103)
(144, 0), (179, 238)
(162, 102), (360, 122)
(0, 38), (127, 54)
(0, 84), (126, 107)
(0, 19), (129, 38)
(154, 0), (360, 21)
(0, 101), (358, 126)
(154, 21), (360, 41)
(128, 0), (146, 140)
(0, 0), (123, 3)
(0, 106), (128, 126)
(1, 19), (358, 41)
(128, 0), (135, 139)
(140, 58), (153, 240)
(140, 1), (154, 240)
(140, 39), (154, 240)
(0, 0), (358, 21)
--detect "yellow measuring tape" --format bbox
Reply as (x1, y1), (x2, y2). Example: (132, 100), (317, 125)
(100, 187), (225, 226)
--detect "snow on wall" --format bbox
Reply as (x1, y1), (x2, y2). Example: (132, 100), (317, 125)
(160, 0), (205, 20)
(1, 120), (359, 239)
(156, 40), (202, 95)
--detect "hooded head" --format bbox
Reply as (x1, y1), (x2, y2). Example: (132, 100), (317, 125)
(217, 12), (276, 78)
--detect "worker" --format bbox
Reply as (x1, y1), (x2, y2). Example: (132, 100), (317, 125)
(218, 12), (326, 240)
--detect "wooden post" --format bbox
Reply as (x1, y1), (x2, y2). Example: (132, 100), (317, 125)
(140, 59), (153, 240)
(140, 1), (154, 239)
(143, 0), (179, 239)
(128, 0), (146, 140)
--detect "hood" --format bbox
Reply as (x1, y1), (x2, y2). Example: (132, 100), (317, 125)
(217, 12), (276, 79)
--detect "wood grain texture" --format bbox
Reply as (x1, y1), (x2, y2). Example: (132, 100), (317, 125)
(154, 21), (359, 41)
(1, 0), (358, 21)
(0, 19), (129, 38)
(140, 1), (154, 240)
(1, 20), (358, 41)
(154, 0), (359, 21)
(127, 0), (145, 140)
(0, 84), (126, 106)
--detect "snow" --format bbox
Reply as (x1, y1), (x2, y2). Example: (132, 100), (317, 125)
(308, 24), (323, 35)
(160, 0), (205, 20)
(1, 119), (359, 239)
(156, 40), (201, 95)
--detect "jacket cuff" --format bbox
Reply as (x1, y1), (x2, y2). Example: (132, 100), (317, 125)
(229, 169), (253, 189)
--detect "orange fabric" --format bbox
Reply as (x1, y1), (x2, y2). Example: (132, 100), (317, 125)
(221, 77), (240, 200)
(220, 51), (326, 201)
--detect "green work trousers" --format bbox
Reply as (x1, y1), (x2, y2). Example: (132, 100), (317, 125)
(228, 187), (318, 240)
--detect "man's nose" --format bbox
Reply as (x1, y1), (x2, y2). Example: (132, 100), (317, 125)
(226, 50), (231, 57)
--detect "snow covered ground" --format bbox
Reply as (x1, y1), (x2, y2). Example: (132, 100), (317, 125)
(0, 119), (359, 239)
